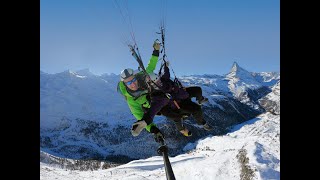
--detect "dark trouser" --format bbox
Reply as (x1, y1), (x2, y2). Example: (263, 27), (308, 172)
(159, 98), (206, 128)
(148, 86), (205, 128)
(178, 99), (206, 125)
(159, 105), (188, 131)
(185, 86), (203, 101)
(173, 120), (184, 131)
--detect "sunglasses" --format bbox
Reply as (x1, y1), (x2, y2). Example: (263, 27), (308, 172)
(125, 77), (137, 85)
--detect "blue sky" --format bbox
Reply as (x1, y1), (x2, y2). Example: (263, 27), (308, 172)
(40, 0), (279, 76)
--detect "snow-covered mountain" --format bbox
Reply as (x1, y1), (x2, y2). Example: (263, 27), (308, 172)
(40, 150), (120, 171)
(259, 81), (280, 115)
(41, 108), (280, 179)
(40, 63), (279, 165)
(226, 62), (262, 90)
(252, 72), (280, 87)
(40, 69), (132, 129)
(223, 62), (277, 110)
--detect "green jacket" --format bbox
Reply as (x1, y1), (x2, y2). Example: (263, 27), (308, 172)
(118, 54), (159, 132)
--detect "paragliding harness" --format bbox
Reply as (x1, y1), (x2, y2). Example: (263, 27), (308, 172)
(157, 27), (184, 89)
(114, 2), (177, 178)
(128, 42), (181, 110)
(156, 28), (185, 110)
(129, 42), (176, 180)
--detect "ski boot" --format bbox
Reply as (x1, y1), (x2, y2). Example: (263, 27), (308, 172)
(198, 96), (208, 105)
(180, 128), (192, 137)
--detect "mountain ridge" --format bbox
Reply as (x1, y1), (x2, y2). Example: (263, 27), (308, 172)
(40, 62), (279, 163)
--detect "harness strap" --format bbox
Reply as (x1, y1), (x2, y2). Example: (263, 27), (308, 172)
(165, 93), (181, 109)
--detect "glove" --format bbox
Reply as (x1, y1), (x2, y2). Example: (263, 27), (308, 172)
(165, 61), (170, 67)
(131, 120), (147, 137)
(150, 126), (164, 143)
(181, 114), (189, 120)
(153, 40), (161, 51)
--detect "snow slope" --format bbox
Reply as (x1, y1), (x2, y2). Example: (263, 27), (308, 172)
(40, 111), (280, 180)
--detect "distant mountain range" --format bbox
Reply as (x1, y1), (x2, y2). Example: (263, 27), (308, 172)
(40, 62), (279, 163)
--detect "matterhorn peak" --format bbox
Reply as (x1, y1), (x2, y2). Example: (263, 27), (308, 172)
(225, 62), (262, 97)
(229, 61), (250, 76)
(230, 61), (239, 72)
